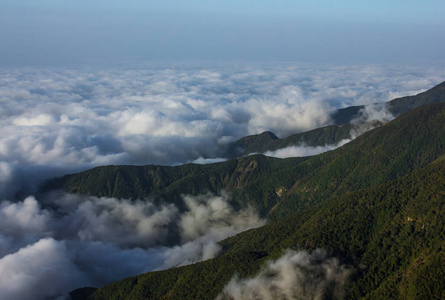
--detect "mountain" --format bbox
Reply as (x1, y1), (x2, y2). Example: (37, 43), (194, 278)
(86, 159), (445, 300)
(40, 87), (445, 299)
(223, 81), (445, 158)
(43, 103), (445, 220)
(388, 80), (445, 115)
(221, 123), (356, 158)
(83, 103), (445, 299)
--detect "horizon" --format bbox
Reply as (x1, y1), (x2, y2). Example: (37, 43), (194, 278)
(1, 1), (444, 67)
(1, 1), (445, 299)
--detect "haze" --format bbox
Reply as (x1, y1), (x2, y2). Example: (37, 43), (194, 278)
(1, 0), (444, 66)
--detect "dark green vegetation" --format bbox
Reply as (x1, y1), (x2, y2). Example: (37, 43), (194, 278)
(44, 103), (445, 221)
(222, 123), (355, 158)
(88, 157), (445, 300)
(42, 82), (445, 299)
(55, 103), (445, 299)
(42, 154), (307, 217)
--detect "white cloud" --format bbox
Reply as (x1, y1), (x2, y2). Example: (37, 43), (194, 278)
(0, 191), (266, 299)
(179, 192), (266, 243)
(190, 157), (228, 164)
(263, 139), (352, 159)
(54, 195), (179, 248)
(0, 238), (85, 300)
(0, 64), (444, 197)
(0, 196), (50, 238)
(217, 249), (351, 300)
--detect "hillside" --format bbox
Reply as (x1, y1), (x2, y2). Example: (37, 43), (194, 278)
(222, 123), (355, 158)
(388, 80), (445, 115)
(43, 103), (445, 221)
(224, 81), (445, 157)
(48, 101), (445, 299)
(86, 135), (445, 300)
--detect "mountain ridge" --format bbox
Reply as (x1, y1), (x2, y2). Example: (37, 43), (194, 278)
(86, 140), (445, 300)
(43, 102), (445, 221)
(223, 81), (445, 158)
(41, 83), (445, 299)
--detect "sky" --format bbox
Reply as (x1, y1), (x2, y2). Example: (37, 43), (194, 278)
(1, 0), (444, 66)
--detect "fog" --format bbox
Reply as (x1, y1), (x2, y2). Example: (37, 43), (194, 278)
(0, 192), (265, 300)
(217, 249), (351, 300)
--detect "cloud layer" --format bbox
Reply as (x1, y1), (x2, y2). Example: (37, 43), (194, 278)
(0, 192), (265, 300)
(1, 64), (444, 197)
(0, 63), (444, 299)
(217, 249), (351, 300)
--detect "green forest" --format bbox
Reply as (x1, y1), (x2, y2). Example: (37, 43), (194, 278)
(43, 83), (445, 299)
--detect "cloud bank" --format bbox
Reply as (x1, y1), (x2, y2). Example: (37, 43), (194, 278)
(0, 192), (265, 300)
(217, 249), (351, 300)
(0, 63), (443, 299)
(1, 64), (444, 197)
(263, 139), (352, 159)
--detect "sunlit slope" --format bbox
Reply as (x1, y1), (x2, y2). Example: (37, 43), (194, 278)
(42, 155), (308, 216)
(44, 103), (445, 220)
(87, 146), (445, 300)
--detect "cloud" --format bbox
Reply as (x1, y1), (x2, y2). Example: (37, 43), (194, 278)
(0, 196), (51, 238)
(0, 238), (85, 300)
(190, 157), (228, 164)
(0, 191), (265, 300)
(1, 64), (444, 197)
(352, 103), (395, 124)
(263, 139), (352, 159)
(179, 192), (266, 243)
(217, 249), (351, 300)
(0, 63), (444, 299)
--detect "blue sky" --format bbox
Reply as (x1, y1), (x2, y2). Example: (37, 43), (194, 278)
(1, 0), (444, 66)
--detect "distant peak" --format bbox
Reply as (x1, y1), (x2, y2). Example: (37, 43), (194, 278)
(259, 131), (279, 140)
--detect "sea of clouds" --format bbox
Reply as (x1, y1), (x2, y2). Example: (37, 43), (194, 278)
(0, 191), (266, 300)
(1, 63), (444, 197)
(0, 62), (444, 299)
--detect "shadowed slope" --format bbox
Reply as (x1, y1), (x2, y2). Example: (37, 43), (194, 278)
(88, 146), (445, 300)
(43, 103), (445, 221)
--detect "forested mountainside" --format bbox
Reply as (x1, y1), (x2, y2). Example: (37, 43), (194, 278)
(86, 158), (445, 300)
(44, 103), (445, 220)
(67, 102), (445, 299)
(41, 83), (445, 299)
(223, 81), (445, 158)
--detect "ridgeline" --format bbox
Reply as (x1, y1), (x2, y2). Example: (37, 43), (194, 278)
(42, 81), (445, 299)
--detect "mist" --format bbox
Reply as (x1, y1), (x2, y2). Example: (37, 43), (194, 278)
(217, 249), (351, 300)
(0, 191), (265, 300)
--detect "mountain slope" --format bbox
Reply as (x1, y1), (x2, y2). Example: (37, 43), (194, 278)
(225, 80), (445, 158)
(47, 101), (445, 299)
(43, 103), (445, 221)
(41, 154), (308, 216)
(388, 80), (445, 115)
(87, 152), (445, 299)
(222, 123), (355, 158)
